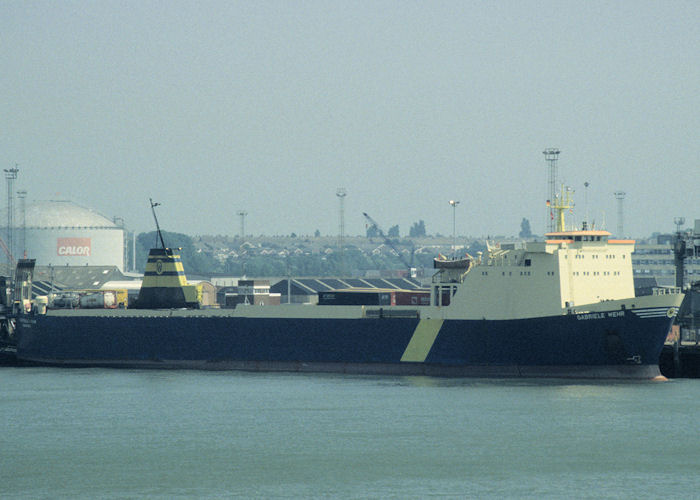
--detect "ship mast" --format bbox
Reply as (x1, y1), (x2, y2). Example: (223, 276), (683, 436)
(150, 198), (166, 249)
(551, 185), (574, 232)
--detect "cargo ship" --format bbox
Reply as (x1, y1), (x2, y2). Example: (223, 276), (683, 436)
(14, 197), (683, 379)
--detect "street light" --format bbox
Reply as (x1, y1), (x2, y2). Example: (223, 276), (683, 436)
(449, 200), (460, 259)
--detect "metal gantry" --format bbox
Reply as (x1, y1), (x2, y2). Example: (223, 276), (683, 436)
(17, 190), (27, 259)
(4, 165), (19, 269)
(449, 200), (460, 258)
(614, 191), (626, 237)
(237, 210), (248, 239)
(543, 148), (560, 233)
(336, 188), (347, 274)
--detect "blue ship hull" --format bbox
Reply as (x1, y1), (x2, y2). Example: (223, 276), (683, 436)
(15, 307), (673, 379)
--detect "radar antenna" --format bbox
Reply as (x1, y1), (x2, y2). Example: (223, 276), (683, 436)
(150, 198), (166, 249)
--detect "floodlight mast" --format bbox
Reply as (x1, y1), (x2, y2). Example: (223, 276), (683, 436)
(150, 198), (166, 249)
(449, 200), (460, 258)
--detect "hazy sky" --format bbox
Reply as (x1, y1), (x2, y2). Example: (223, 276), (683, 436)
(2, 1), (698, 239)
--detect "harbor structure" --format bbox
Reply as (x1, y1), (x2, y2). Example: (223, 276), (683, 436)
(632, 219), (700, 288)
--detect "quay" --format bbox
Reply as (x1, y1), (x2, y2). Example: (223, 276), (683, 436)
(661, 280), (700, 378)
(659, 343), (700, 378)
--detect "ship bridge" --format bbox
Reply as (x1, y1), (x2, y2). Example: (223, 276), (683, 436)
(545, 230), (611, 243)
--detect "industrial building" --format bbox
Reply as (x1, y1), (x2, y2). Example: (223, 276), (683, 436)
(632, 219), (700, 288)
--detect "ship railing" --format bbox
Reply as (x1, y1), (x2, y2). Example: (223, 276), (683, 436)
(365, 308), (420, 319)
(431, 267), (470, 284)
(431, 272), (466, 284)
(652, 287), (681, 296)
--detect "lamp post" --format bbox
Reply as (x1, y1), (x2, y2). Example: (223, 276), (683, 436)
(449, 200), (460, 259)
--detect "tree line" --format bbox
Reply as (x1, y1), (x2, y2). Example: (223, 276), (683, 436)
(133, 230), (485, 277)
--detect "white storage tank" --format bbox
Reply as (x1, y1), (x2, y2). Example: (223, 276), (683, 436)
(2, 200), (125, 270)
(80, 291), (117, 309)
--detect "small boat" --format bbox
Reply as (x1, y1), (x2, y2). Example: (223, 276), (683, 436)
(433, 255), (472, 269)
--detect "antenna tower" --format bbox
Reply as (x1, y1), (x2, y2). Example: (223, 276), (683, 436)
(336, 188), (347, 272)
(614, 191), (626, 237)
(583, 181), (590, 230)
(543, 148), (560, 232)
(17, 190), (27, 258)
(237, 210), (248, 239)
(4, 165), (19, 265)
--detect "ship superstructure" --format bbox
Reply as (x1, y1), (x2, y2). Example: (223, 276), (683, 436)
(432, 230), (635, 320)
(430, 186), (638, 320)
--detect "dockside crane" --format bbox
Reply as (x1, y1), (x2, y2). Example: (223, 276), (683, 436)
(0, 237), (15, 267)
(362, 212), (415, 276)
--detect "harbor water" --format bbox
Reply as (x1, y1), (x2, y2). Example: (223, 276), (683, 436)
(2, 368), (699, 499)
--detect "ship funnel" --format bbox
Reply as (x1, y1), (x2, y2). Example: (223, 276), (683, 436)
(135, 248), (200, 308)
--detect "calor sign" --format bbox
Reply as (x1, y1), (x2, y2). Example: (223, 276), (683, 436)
(57, 237), (91, 257)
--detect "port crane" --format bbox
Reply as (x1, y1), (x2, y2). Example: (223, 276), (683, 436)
(0, 237), (15, 267)
(362, 212), (415, 276)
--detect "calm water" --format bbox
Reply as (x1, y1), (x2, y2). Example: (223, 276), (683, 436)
(1, 368), (699, 499)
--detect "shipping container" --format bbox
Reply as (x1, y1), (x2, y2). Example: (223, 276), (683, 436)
(318, 289), (429, 306)
(394, 290), (431, 306)
(318, 290), (390, 306)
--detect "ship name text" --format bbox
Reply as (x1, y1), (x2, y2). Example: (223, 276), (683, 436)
(576, 311), (625, 321)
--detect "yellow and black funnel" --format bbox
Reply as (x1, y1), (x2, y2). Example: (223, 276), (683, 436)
(136, 247), (200, 309)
